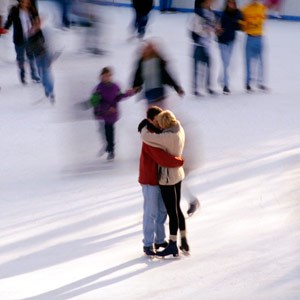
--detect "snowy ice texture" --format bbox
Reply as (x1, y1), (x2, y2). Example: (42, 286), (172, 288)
(0, 3), (299, 300)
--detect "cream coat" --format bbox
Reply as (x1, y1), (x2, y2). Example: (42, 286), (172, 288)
(141, 121), (185, 185)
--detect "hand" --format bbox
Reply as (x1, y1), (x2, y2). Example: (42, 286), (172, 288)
(176, 87), (185, 97)
(133, 86), (142, 93)
(0, 28), (8, 34)
(126, 88), (136, 96)
(138, 119), (149, 133)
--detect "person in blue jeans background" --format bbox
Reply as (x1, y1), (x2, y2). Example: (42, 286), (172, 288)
(160, 0), (173, 13)
(138, 106), (184, 256)
(132, 0), (153, 38)
(216, 0), (243, 94)
(241, 0), (267, 92)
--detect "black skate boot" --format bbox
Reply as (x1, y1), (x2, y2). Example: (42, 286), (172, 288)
(223, 86), (230, 95)
(179, 237), (190, 255)
(156, 240), (179, 257)
(143, 246), (156, 257)
(187, 199), (200, 216)
(154, 241), (168, 250)
(246, 85), (252, 93)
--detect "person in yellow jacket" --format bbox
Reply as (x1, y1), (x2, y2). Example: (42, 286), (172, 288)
(241, 0), (267, 92)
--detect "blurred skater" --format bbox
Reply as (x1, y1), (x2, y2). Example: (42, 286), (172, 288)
(4, 0), (40, 84)
(160, 0), (175, 13)
(87, 67), (135, 160)
(131, 40), (184, 109)
(241, 0), (268, 92)
(131, 0), (153, 39)
(72, 0), (104, 54)
(189, 0), (216, 96)
(55, 0), (71, 29)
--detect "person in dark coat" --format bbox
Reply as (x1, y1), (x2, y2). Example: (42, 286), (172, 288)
(216, 0), (243, 94)
(4, 0), (40, 84)
(132, 40), (184, 108)
(131, 0), (153, 38)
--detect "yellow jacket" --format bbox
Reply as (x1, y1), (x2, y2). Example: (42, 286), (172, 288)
(241, 2), (266, 36)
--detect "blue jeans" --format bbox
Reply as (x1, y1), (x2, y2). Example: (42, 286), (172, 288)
(35, 53), (54, 97)
(246, 35), (264, 86)
(142, 185), (167, 247)
(15, 43), (39, 81)
(134, 13), (149, 38)
(193, 45), (211, 91)
(219, 41), (234, 88)
(160, 0), (172, 11)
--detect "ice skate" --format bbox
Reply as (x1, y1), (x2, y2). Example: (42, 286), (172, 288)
(156, 240), (179, 258)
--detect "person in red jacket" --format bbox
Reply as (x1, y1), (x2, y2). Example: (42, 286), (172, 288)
(138, 106), (184, 256)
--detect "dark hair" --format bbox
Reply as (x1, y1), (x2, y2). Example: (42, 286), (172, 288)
(194, 0), (205, 10)
(147, 106), (163, 120)
(224, 0), (237, 13)
(101, 66), (112, 75)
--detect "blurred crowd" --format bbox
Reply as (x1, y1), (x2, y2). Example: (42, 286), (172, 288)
(0, 0), (283, 257)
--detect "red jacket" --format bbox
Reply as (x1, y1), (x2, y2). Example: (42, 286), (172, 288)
(139, 143), (184, 185)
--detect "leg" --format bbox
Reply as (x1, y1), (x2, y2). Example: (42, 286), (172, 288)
(193, 46), (200, 94)
(142, 185), (161, 247)
(245, 35), (253, 88)
(205, 49), (211, 90)
(14, 44), (26, 83)
(155, 188), (167, 244)
(61, 0), (71, 28)
(174, 181), (185, 232)
(25, 43), (40, 81)
(219, 42), (233, 88)
(104, 123), (114, 154)
(160, 185), (179, 238)
(160, 0), (166, 12)
(256, 37), (264, 86)
(36, 54), (54, 98)
(167, 0), (173, 10)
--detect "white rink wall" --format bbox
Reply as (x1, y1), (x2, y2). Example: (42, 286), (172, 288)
(96, 0), (300, 18)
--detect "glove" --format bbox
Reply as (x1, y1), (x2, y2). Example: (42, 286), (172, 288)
(138, 119), (149, 133)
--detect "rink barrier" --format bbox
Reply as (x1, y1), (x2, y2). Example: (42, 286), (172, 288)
(87, 0), (300, 21)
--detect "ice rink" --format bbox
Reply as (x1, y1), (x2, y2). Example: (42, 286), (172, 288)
(0, 3), (299, 300)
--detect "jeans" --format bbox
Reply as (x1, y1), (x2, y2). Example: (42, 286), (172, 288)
(193, 45), (211, 91)
(134, 13), (149, 38)
(160, 0), (172, 11)
(35, 53), (54, 97)
(246, 35), (264, 86)
(15, 43), (39, 81)
(219, 41), (234, 88)
(142, 185), (167, 247)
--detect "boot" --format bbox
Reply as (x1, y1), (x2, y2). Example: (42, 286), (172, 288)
(187, 199), (200, 216)
(156, 240), (178, 257)
(223, 86), (230, 95)
(179, 237), (190, 254)
(143, 246), (156, 256)
(154, 240), (168, 250)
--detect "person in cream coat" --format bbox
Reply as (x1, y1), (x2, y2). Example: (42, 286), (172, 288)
(141, 110), (189, 257)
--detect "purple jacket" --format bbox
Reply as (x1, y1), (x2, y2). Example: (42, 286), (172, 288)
(93, 82), (131, 124)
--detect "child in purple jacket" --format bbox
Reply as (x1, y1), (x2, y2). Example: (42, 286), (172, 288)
(90, 66), (134, 160)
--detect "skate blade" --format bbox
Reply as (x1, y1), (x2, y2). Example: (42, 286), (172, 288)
(180, 249), (190, 256)
(155, 254), (180, 259)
